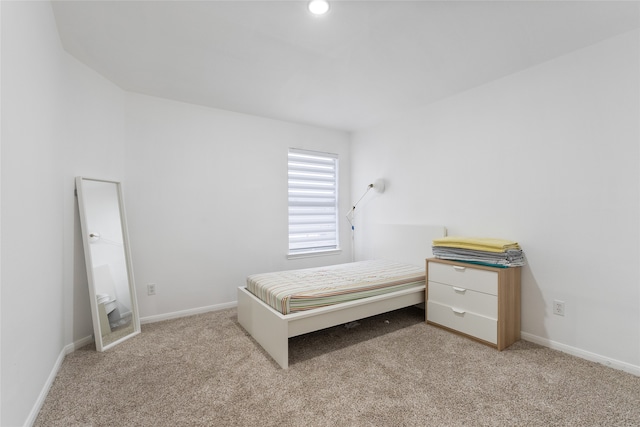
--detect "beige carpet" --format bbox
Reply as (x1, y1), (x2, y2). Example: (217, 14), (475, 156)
(35, 307), (640, 426)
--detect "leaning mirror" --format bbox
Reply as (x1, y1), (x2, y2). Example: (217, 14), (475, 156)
(75, 177), (140, 351)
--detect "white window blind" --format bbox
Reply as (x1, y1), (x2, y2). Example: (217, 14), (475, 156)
(288, 148), (339, 254)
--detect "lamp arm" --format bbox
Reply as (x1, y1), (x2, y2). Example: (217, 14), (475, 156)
(346, 184), (374, 229)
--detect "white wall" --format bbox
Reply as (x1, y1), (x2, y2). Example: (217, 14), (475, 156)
(124, 93), (351, 320)
(1, 2), (125, 425)
(352, 30), (640, 370)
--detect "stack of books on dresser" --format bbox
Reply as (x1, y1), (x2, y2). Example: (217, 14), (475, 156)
(432, 236), (526, 268)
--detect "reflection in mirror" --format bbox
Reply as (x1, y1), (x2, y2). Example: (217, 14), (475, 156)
(76, 177), (140, 351)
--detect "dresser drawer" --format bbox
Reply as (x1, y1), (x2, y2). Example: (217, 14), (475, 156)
(428, 262), (498, 295)
(427, 300), (497, 344)
(428, 281), (497, 318)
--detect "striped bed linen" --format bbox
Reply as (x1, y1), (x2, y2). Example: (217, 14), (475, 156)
(246, 259), (425, 315)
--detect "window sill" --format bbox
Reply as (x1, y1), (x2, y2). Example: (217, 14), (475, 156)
(287, 249), (342, 260)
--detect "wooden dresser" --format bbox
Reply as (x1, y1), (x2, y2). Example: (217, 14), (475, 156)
(426, 258), (521, 350)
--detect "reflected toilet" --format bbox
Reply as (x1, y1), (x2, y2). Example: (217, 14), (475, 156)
(96, 293), (117, 336)
(96, 293), (117, 315)
(93, 265), (121, 333)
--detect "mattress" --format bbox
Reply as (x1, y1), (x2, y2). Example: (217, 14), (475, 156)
(246, 259), (426, 315)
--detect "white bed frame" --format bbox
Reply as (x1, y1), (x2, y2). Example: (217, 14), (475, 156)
(237, 224), (446, 369)
(238, 285), (424, 368)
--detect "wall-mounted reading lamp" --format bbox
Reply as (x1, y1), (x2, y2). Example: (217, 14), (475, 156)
(346, 179), (386, 230)
(347, 179), (385, 262)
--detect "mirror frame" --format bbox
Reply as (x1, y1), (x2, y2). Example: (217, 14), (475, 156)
(75, 177), (141, 351)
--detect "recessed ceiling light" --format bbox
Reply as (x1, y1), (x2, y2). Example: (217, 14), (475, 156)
(308, 0), (330, 15)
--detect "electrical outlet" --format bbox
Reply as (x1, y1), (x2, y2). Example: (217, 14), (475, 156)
(147, 283), (156, 296)
(553, 300), (565, 316)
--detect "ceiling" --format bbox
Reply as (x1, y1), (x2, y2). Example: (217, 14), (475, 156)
(51, 1), (640, 132)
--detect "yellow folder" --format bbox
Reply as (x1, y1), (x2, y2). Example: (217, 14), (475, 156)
(432, 236), (520, 253)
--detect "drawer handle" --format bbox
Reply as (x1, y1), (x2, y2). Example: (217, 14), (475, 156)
(453, 266), (466, 272)
(452, 287), (467, 293)
(452, 308), (466, 315)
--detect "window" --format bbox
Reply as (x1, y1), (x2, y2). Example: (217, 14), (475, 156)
(288, 148), (339, 255)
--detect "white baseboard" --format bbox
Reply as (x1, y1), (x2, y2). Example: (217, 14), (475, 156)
(140, 301), (237, 325)
(521, 332), (640, 377)
(24, 334), (94, 427)
(67, 335), (94, 352)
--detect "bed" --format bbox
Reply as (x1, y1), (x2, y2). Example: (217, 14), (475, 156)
(237, 224), (446, 368)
